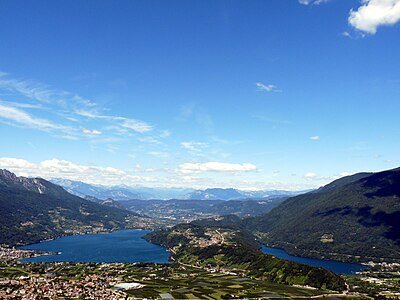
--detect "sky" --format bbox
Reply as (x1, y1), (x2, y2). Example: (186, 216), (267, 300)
(0, 0), (400, 190)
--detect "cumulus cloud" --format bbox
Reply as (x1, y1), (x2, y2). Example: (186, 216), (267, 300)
(309, 135), (321, 140)
(348, 0), (400, 34)
(179, 162), (257, 174)
(256, 82), (281, 92)
(0, 157), (154, 186)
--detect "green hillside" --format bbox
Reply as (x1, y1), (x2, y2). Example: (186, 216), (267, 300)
(0, 170), (138, 246)
(145, 219), (345, 290)
(244, 168), (400, 262)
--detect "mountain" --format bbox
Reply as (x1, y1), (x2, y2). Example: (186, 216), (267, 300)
(244, 167), (400, 262)
(51, 179), (307, 201)
(50, 178), (148, 200)
(51, 179), (193, 200)
(185, 188), (244, 200)
(184, 188), (308, 201)
(0, 170), (138, 246)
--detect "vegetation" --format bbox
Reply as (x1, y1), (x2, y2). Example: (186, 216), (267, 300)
(243, 168), (400, 262)
(119, 197), (286, 220)
(145, 221), (346, 291)
(0, 170), (141, 246)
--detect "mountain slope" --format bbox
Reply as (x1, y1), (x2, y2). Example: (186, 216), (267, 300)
(0, 170), (137, 246)
(244, 168), (400, 262)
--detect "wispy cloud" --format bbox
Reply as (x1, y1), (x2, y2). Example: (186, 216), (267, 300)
(0, 103), (72, 133)
(120, 118), (153, 133)
(180, 141), (209, 153)
(0, 73), (98, 111)
(0, 72), (161, 142)
(252, 114), (293, 125)
(138, 136), (162, 144)
(256, 82), (281, 92)
(147, 151), (170, 159)
(309, 135), (320, 140)
(299, 0), (330, 5)
(75, 110), (154, 133)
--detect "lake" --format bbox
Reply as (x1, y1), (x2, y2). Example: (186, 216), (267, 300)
(261, 245), (366, 275)
(19, 230), (170, 263)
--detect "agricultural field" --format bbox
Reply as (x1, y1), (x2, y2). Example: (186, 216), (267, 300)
(0, 262), (370, 299)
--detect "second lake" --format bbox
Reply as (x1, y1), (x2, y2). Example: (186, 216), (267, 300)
(261, 245), (367, 275)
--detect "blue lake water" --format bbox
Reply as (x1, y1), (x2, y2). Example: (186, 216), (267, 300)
(19, 230), (170, 263)
(261, 245), (366, 275)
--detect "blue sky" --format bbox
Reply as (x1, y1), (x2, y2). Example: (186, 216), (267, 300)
(0, 0), (399, 190)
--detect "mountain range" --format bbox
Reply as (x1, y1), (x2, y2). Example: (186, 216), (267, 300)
(50, 178), (307, 201)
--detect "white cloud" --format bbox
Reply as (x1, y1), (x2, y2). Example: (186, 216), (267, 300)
(148, 151), (170, 159)
(159, 130), (171, 138)
(179, 162), (257, 174)
(303, 172), (335, 182)
(82, 128), (102, 136)
(0, 157), (320, 190)
(309, 135), (321, 140)
(180, 141), (209, 152)
(0, 157), (154, 186)
(256, 82), (281, 92)
(348, 0), (400, 34)
(304, 172), (318, 179)
(120, 118), (153, 133)
(138, 136), (162, 144)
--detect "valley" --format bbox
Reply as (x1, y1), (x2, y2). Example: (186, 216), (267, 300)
(1, 168), (400, 299)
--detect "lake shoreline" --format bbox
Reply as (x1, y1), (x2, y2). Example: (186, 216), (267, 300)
(18, 229), (171, 264)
